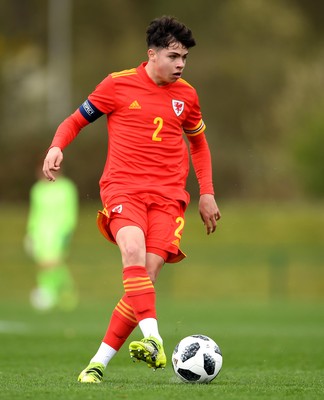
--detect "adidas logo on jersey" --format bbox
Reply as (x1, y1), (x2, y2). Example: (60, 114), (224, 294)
(129, 100), (141, 109)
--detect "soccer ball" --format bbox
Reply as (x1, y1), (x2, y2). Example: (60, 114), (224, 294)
(172, 334), (223, 384)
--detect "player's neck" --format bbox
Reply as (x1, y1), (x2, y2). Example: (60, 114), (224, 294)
(144, 62), (168, 87)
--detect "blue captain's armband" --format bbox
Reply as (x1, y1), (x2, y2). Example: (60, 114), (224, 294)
(79, 99), (104, 122)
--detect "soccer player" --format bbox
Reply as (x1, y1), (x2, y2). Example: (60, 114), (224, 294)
(25, 166), (79, 311)
(43, 16), (221, 382)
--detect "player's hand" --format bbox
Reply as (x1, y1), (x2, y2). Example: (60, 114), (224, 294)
(43, 146), (63, 181)
(198, 194), (221, 235)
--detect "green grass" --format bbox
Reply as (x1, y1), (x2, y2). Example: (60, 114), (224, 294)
(0, 201), (323, 399)
(0, 301), (323, 399)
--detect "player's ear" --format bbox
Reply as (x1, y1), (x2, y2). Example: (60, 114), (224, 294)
(147, 48), (156, 61)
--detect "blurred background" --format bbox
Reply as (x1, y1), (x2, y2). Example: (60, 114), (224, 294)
(0, 0), (323, 305)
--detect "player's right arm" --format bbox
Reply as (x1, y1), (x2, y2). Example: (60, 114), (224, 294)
(43, 76), (113, 181)
(43, 146), (63, 181)
(43, 97), (106, 181)
(42, 107), (88, 181)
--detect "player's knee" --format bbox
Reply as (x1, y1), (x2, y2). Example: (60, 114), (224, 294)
(121, 243), (145, 266)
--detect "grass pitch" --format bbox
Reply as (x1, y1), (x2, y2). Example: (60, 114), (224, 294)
(0, 201), (323, 399)
(0, 300), (323, 400)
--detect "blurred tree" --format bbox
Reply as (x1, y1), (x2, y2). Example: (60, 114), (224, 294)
(294, 112), (324, 197)
(274, 51), (324, 198)
(292, 0), (324, 36)
(1, 0), (324, 201)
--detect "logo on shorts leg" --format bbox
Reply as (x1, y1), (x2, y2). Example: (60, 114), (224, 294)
(111, 204), (123, 214)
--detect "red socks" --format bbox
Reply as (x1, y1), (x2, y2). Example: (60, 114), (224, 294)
(103, 266), (156, 350)
(102, 295), (137, 351)
(122, 265), (156, 320)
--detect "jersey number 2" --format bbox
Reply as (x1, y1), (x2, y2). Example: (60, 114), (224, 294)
(152, 117), (163, 141)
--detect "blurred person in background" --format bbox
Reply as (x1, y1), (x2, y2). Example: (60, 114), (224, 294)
(43, 16), (221, 382)
(25, 164), (79, 311)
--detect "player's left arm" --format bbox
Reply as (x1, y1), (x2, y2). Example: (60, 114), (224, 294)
(187, 132), (221, 234)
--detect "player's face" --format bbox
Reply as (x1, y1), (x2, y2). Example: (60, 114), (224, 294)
(147, 42), (189, 86)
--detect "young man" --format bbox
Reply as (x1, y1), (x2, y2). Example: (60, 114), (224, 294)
(43, 16), (221, 382)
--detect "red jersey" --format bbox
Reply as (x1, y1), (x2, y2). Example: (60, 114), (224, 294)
(51, 62), (214, 205)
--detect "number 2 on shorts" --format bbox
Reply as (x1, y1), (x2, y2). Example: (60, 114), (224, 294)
(174, 216), (184, 239)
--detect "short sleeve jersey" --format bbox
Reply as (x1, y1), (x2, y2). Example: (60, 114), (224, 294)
(80, 62), (206, 205)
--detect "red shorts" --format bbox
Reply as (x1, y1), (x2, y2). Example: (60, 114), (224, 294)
(97, 193), (187, 263)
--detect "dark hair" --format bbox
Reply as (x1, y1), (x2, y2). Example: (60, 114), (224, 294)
(146, 16), (196, 49)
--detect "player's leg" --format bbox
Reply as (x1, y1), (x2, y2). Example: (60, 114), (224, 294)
(129, 196), (187, 368)
(79, 196), (170, 382)
(109, 207), (166, 369)
(78, 223), (144, 383)
(145, 252), (165, 283)
(116, 226), (164, 343)
(128, 251), (167, 369)
(79, 199), (162, 381)
(79, 224), (163, 381)
(78, 293), (138, 383)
